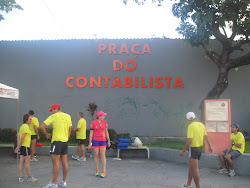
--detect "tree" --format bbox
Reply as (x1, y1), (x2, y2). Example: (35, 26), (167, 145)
(0, 0), (22, 21)
(127, 0), (250, 120)
(86, 102), (98, 121)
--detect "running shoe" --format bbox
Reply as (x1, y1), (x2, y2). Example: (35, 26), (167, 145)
(95, 170), (99, 177)
(218, 168), (228, 174)
(18, 177), (26, 182)
(229, 170), (236, 177)
(77, 157), (86, 161)
(43, 182), (58, 188)
(31, 157), (38, 162)
(100, 171), (106, 178)
(26, 176), (38, 182)
(180, 184), (191, 188)
(58, 180), (67, 187)
(72, 155), (79, 160)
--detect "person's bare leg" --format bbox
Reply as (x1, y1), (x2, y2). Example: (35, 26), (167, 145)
(19, 155), (24, 177)
(76, 145), (81, 156)
(24, 156), (31, 176)
(186, 158), (193, 186)
(94, 149), (100, 172)
(60, 155), (68, 182)
(100, 147), (106, 172)
(225, 154), (234, 170)
(80, 144), (85, 158)
(190, 158), (200, 188)
(51, 154), (60, 184)
(31, 139), (36, 158)
(218, 152), (227, 168)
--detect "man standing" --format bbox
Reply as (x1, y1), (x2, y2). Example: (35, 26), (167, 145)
(40, 104), (72, 188)
(218, 123), (245, 177)
(28, 110), (40, 161)
(180, 112), (212, 188)
(72, 112), (87, 161)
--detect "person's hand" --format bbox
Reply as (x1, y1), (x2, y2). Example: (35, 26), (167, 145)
(107, 141), (111, 147)
(14, 147), (19, 153)
(180, 150), (185, 156)
(225, 153), (230, 158)
(87, 144), (92, 150)
(45, 133), (52, 140)
(37, 135), (40, 140)
(209, 147), (213, 153)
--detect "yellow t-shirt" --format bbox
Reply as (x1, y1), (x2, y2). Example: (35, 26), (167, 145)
(231, 132), (245, 154)
(44, 112), (72, 143)
(187, 121), (207, 147)
(76, 118), (87, 139)
(19, 123), (31, 147)
(29, 116), (39, 135)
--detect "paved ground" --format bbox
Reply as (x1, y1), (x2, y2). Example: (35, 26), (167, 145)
(0, 148), (249, 188)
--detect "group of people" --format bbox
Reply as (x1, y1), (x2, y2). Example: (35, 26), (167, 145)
(15, 104), (110, 188)
(179, 112), (245, 188)
(14, 104), (245, 188)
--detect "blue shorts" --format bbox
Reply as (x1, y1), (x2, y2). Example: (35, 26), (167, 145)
(92, 140), (106, 149)
(222, 149), (242, 159)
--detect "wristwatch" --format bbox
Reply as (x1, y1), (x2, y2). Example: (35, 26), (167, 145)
(232, 143), (235, 146)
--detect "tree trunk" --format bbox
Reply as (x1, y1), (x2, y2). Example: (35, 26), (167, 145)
(199, 67), (229, 122)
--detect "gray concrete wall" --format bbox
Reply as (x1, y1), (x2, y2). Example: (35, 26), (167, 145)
(0, 39), (249, 136)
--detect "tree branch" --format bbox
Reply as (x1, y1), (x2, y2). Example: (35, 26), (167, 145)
(202, 45), (220, 67)
(230, 19), (238, 40)
(227, 52), (250, 70)
(212, 23), (231, 48)
(230, 39), (250, 52)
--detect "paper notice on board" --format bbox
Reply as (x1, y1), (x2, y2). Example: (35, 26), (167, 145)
(217, 122), (229, 132)
(205, 101), (229, 121)
(206, 122), (216, 132)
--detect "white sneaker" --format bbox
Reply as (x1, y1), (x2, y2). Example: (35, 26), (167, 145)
(26, 176), (38, 182)
(77, 157), (86, 161)
(180, 184), (191, 188)
(72, 155), (79, 160)
(218, 168), (228, 174)
(19, 177), (26, 182)
(58, 180), (67, 187)
(229, 170), (236, 177)
(43, 182), (58, 188)
(31, 157), (38, 162)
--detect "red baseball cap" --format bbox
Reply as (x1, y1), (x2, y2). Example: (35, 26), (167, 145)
(48, 104), (60, 111)
(96, 111), (107, 118)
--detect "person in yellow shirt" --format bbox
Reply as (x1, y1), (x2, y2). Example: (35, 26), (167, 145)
(72, 112), (87, 161)
(218, 123), (245, 177)
(28, 110), (40, 162)
(14, 114), (38, 183)
(179, 112), (212, 188)
(40, 104), (72, 188)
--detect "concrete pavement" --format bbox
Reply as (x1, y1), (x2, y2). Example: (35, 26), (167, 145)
(0, 148), (249, 188)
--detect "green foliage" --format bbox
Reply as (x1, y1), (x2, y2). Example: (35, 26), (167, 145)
(172, 0), (250, 47)
(86, 102), (98, 121)
(0, 0), (23, 21)
(0, 128), (17, 142)
(117, 133), (131, 139)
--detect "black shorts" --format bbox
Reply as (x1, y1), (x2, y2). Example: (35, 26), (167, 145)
(19, 146), (30, 156)
(189, 147), (202, 160)
(50, 141), (68, 155)
(77, 139), (86, 145)
(31, 135), (37, 140)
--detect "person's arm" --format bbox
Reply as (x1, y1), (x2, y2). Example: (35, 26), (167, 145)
(68, 126), (71, 140)
(105, 128), (111, 147)
(40, 122), (52, 140)
(14, 133), (27, 153)
(180, 138), (192, 156)
(34, 125), (40, 140)
(204, 135), (213, 153)
(88, 130), (94, 150)
(225, 139), (234, 156)
(74, 128), (80, 131)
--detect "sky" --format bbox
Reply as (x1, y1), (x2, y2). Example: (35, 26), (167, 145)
(0, 0), (183, 40)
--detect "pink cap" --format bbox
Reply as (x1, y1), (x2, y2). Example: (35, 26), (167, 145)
(96, 111), (107, 118)
(48, 104), (60, 111)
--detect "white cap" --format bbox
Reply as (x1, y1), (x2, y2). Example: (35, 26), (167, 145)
(186, 112), (195, 120)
